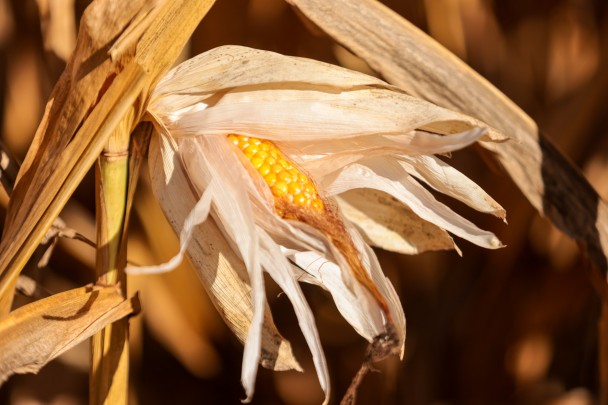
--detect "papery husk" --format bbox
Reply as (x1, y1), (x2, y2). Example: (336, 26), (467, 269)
(322, 157), (502, 250)
(336, 189), (457, 255)
(149, 46), (506, 143)
(145, 43), (507, 347)
(145, 45), (509, 404)
(148, 46), (505, 256)
(147, 133), (302, 372)
(287, 0), (608, 274)
(0, 285), (139, 384)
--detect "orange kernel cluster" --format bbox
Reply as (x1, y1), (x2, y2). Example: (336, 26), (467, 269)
(228, 134), (323, 211)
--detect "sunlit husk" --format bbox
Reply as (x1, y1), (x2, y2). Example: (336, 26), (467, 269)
(336, 189), (457, 255)
(146, 133), (303, 374)
(144, 45), (506, 403)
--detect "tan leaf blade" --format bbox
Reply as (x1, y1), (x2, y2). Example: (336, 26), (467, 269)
(288, 0), (608, 272)
(0, 0), (216, 314)
(0, 284), (139, 384)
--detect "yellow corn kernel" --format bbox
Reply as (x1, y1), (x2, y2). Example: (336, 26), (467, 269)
(271, 164), (284, 174)
(288, 183), (302, 195)
(227, 134), (324, 212)
(259, 164), (271, 177)
(244, 144), (259, 158)
(272, 181), (289, 197)
(250, 156), (264, 169)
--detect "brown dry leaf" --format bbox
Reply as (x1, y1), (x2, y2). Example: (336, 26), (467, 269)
(0, 0), (216, 314)
(0, 284), (139, 383)
(287, 0), (608, 273)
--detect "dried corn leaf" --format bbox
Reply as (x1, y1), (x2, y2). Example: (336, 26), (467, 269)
(0, 284), (139, 383)
(288, 0), (608, 273)
(0, 0), (216, 314)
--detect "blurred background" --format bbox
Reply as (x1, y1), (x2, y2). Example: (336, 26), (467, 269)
(1, 0), (608, 404)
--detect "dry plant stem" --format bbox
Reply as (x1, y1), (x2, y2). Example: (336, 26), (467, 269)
(123, 122), (153, 236)
(340, 363), (370, 405)
(0, 0), (216, 315)
(0, 65), (145, 315)
(90, 115), (131, 405)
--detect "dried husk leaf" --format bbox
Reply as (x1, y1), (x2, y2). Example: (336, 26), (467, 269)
(149, 46), (506, 143)
(0, 0), (216, 314)
(0, 285), (139, 383)
(146, 43), (509, 334)
(336, 189), (457, 255)
(287, 0), (608, 273)
(148, 133), (302, 372)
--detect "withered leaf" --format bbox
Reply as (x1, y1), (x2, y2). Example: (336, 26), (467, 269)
(0, 0), (216, 314)
(0, 284), (139, 384)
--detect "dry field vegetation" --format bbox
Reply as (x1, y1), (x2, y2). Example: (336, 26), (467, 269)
(0, 0), (607, 404)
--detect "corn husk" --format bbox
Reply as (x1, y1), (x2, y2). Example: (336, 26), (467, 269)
(147, 133), (302, 373)
(143, 45), (507, 403)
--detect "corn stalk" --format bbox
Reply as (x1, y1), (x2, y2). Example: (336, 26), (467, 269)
(89, 110), (132, 404)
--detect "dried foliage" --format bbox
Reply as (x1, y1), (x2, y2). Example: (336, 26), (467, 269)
(0, 284), (139, 383)
(0, 0), (607, 404)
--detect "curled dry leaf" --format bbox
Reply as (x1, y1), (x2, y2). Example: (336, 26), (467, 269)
(0, 284), (139, 384)
(287, 0), (608, 273)
(135, 45), (506, 403)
